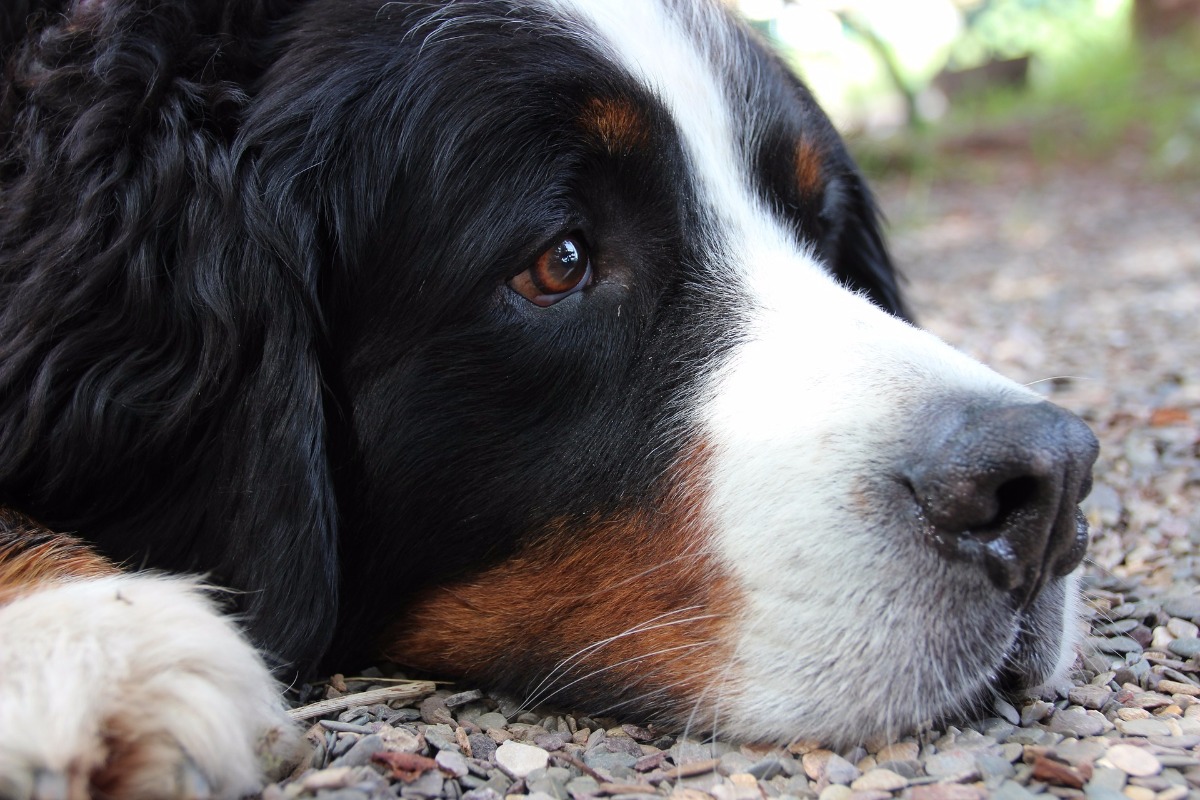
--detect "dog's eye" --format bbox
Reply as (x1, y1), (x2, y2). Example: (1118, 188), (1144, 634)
(509, 236), (593, 307)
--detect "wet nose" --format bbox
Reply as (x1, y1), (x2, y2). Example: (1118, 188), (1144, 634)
(905, 399), (1099, 603)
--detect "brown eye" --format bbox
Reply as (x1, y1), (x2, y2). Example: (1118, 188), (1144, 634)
(508, 235), (593, 307)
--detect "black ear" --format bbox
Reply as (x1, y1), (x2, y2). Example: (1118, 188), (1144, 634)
(831, 172), (912, 322)
(0, 0), (336, 673)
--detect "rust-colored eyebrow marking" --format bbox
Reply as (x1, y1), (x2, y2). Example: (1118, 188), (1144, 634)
(579, 96), (651, 154)
(794, 135), (825, 196)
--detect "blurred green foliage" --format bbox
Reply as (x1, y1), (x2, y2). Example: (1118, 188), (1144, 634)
(851, 5), (1199, 180)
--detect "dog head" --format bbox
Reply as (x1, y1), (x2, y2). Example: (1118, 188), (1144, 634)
(0, 0), (1097, 743)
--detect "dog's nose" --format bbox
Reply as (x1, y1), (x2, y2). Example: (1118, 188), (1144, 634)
(905, 400), (1099, 602)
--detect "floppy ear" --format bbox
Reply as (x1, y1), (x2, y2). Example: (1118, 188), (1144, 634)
(0, 0), (337, 673)
(830, 172), (912, 322)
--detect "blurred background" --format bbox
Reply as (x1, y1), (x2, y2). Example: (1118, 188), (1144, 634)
(732, 0), (1200, 180)
(729, 0), (1200, 593)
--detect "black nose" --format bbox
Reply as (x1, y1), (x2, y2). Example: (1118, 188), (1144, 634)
(905, 399), (1099, 603)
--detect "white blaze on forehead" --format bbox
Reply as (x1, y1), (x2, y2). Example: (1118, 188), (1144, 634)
(538, 0), (797, 258)
(537, 1), (1066, 744)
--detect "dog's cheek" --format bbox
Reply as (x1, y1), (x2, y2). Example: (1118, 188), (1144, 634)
(382, 503), (742, 722)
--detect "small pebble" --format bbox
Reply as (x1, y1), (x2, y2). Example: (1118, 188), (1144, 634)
(476, 712), (508, 731)
(876, 742), (919, 762)
(437, 750), (470, 778)
(495, 741), (550, 778)
(1089, 636), (1143, 655)
(1167, 638), (1200, 659)
(923, 749), (978, 779)
(420, 696), (455, 726)
(1167, 618), (1200, 639)
(817, 786), (852, 800)
(850, 768), (907, 792)
(1103, 744), (1162, 777)
(1164, 597), (1200, 623)
(1068, 684), (1114, 710)
(1115, 718), (1173, 737)
(822, 754), (861, 785)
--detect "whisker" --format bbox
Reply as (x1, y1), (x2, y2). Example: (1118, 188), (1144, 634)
(528, 640), (717, 713)
(517, 608), (717, 713)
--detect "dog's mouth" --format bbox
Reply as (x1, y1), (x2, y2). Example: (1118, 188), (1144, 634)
(997, 566), (1080, 694)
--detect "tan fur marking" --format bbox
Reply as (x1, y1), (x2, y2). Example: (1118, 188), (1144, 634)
(795, 136), (825, 196)
(0, 510), (118, 606)
(384, 454), (737, 722)
(580, 96), (650, 153)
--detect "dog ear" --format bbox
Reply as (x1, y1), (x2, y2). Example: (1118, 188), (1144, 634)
(830, 172), (912, 322)
(0, 0), (337, 673)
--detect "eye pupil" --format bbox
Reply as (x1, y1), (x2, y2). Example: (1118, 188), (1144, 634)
(556, 240), (579, 267)
(507, 234), (593, 307)
(540, 238), (583, 291)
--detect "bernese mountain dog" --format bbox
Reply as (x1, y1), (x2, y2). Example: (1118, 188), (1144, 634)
(0, 0), (1099, 795)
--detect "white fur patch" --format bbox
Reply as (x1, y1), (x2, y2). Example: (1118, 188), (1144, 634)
(542, 0), (1076, 742)
(0, 575), (300, 799)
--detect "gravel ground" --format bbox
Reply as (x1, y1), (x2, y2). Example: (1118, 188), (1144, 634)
(267, 156), (1200, 800)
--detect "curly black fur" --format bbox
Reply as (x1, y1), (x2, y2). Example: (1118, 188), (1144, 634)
(1, 0), (338, 670)
(1, 0), (904, 681)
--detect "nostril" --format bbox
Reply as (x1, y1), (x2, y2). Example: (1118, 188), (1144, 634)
(905, 398), (1098, 597)
(991, 475), (1040, 530)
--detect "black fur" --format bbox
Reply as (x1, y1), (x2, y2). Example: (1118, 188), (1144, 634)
(0, 0), (904, 677)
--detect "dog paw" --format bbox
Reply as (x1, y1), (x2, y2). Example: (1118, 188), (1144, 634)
(0, 575), (303, 800)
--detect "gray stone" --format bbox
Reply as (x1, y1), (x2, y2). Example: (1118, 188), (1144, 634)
(874, 760), (920, 779)
(565, 776), (601, 799)
(670, 740), (715, 765)
(1164, 596), (1200, 623)
(437, 750), (470, 778)
(482, 770), (512, 796)
(420, 696), (455, 726)
(1020, 699), (1054, 725)
(978, 716), (1016, 739)
(399, 770), (445, 799)
(719, 752), (755, 775)
(329, 734), (386, 768)
(1094, 618), (1140, 635)
(495, 741), (550, 778)
(526, 766), (572, 799)
(1046, 707), (1107, 737)
(1069, 684), (1115, 710)
(461, 790), (502, 800)
(1115, 717), (1173, 737)
(991, 780), (1038, 800)
(444, 690), (485, 708)
(747, 757), (788, 780)
(599, 735), (644, 758)
(1087, 766), (1128, 791)
(1167, 637), (1200, 658)
(583, 750), (638, 776)
(476, 712), (508, 731)
(1088, 635), (1143, 655)
(468, 734), (497, 763)
(533, 732), (569, 752)
(1006, 727), (1061, 746)
(1084, 788), (1128, 800)
(1114, 658), (1151, 685)
(425, 726), (461, 753)
(975, 754), (1016, 787)
(822, 754), (860, 786)
(923, 749), (979, 780)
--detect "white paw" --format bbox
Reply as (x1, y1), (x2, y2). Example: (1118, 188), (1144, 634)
(0, 575), (303, 800)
